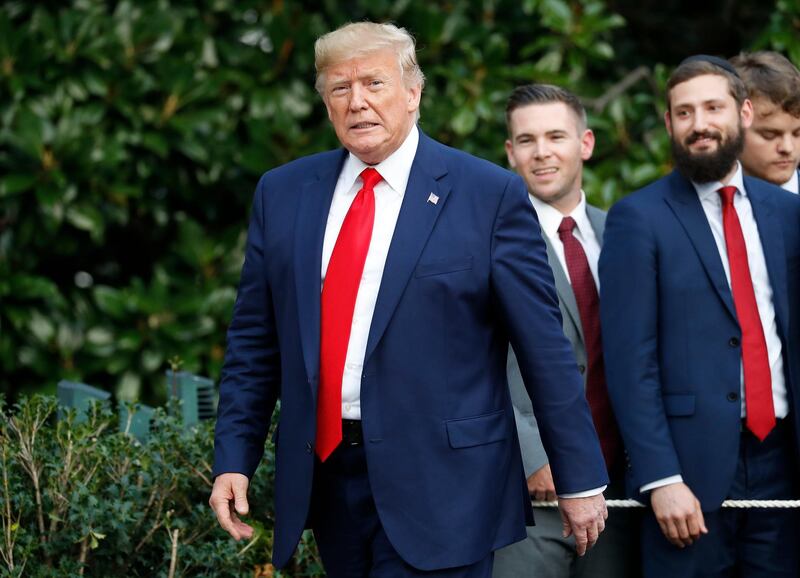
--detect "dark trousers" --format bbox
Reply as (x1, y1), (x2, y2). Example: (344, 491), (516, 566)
(309, 440), (494, 578)
(493, 464), (642, 578)
(642, 419), (800, 578)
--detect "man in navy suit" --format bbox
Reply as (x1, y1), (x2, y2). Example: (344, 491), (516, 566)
(208, 21), (608, 578)
(730, 51), (800, 194)
(600, 55), (800, 577)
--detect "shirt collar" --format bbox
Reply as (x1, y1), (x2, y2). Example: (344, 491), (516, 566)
(692, 161), (747, 202)
(781, 169), (799, 194)
(338, 125), (420, 197)
(529, 191), (590, 240)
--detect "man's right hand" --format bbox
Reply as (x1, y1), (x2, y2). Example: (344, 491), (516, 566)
(527, 463), (557, 502)
(650, 482), (708, 547)
(209, 472), (254, 541)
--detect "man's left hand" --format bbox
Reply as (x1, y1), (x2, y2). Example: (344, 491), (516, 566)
(558, 493), (607, 556)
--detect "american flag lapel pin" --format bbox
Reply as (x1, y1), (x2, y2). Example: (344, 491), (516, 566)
(427, 192), (439, 205)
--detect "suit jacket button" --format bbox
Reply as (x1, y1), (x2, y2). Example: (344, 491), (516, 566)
(306, 442), (313, 453)
(578, 365), (586, 374)
(729, 337), (740, 347)
(727, 392), (739, 402)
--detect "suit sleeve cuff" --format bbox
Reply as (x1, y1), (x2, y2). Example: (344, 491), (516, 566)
(640, 475), (683, 493)
(558, 485), (607, 498)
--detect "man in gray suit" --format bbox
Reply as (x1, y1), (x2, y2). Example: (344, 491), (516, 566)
(493, 84), (640, 578)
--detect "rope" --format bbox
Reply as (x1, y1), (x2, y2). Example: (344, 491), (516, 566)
(532, 499), (800, 509)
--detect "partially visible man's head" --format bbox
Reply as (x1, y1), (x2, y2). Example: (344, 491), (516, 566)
(730, 51), (800, 186)
(314, 22), (424, 165)
(504, 84), (594, 212)
(665, 57), (752, 183)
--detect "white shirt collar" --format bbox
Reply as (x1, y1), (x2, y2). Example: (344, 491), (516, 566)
(529, 191), (591, 240)
(338, 125), (420, 197)
(692, 162), (747, 202)
(781, 170), (799, 194)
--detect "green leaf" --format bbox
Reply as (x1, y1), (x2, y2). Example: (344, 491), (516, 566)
(450, 107), (477, 136)
(0, 174), (37, 197)
(65, 204), (104, 240)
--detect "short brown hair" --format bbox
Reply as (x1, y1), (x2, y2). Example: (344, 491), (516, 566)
(730, 51), (800, 117)
(666, 59), (748, 112)
(505, 84), (587, 135)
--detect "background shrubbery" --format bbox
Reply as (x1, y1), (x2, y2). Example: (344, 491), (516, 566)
(0, 395), (322, 577)
(2, 0), (797, 405)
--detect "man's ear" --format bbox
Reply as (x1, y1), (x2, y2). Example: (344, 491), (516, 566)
(664, 109), (673, 138)
(580, 129), (595, 161)
(505, 139), (517, 170)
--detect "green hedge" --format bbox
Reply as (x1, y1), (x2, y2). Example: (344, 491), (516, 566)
(1, 0), (798, 403)
(0, 394), (318, 577)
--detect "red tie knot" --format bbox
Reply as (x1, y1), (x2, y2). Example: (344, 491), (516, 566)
(718, 186), (737, 207)
(558, 216), (577, 237)
(360, 168), (383, 191)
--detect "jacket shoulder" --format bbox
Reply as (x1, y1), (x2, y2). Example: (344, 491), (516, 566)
(426, 136), (518, 187)
(610, 172), (675, 214)
(260, 149), (344, 184)
(744, 175), (800, 209)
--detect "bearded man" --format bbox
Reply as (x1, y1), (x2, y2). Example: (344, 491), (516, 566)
(599, 55), (800, 578)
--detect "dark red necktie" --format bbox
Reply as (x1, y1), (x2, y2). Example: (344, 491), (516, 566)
(558, 216), (621, 469)
(718, 186), (775, 441)
(316, 168), (382, 461)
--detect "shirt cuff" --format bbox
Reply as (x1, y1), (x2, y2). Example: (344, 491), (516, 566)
(558, 485), (607, 498)
(640, 475), (683, 494)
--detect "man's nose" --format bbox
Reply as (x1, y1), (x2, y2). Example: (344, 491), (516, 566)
(777, 133), (795, 155)
(691, 110), (709, 132)
(348, 84), (368, 111)
(533, 140), (551, 159)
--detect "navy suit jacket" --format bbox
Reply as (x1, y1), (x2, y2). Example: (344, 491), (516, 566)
(213, 130), (607, 570)
(599, 170), (800, 510)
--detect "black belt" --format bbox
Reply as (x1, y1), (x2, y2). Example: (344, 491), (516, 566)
(342, 419), (363, 446)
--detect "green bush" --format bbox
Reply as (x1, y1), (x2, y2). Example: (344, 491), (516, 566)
(0, 0), (798, 403)
(0, 394), (322, 577)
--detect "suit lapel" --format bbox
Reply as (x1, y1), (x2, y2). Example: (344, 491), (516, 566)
(294, 150), (347, 389)
(363, 132), (451, 363)
(586, 204), (606, 244)
(544, 236), (584, 343)
(663, 171), (738, 322)
(747, 177), (790, 340)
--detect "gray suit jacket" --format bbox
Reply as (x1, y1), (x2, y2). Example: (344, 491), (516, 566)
(508, 204), (606, 476)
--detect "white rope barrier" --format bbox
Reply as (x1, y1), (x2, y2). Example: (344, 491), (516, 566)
(532, 499), (800, 508)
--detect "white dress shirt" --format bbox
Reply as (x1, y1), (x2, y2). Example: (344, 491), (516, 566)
(321, 126), (419, 420)
(782, 170), (799, 194)
(642, 163), (789, 493)
(530, 191), (601, 288)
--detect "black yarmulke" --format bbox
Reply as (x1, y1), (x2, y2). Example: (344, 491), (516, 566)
(679, 54), (740, 77)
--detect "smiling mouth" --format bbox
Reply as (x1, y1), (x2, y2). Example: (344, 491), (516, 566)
(533, 168), (558, 176)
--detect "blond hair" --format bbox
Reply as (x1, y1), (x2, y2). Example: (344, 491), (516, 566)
(314, 22), (425, 95)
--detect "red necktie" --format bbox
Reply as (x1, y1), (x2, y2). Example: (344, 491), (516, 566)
(558, 216), (621, 469)
(316, 168), (382, 461)
(718, 186), (775, 440)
